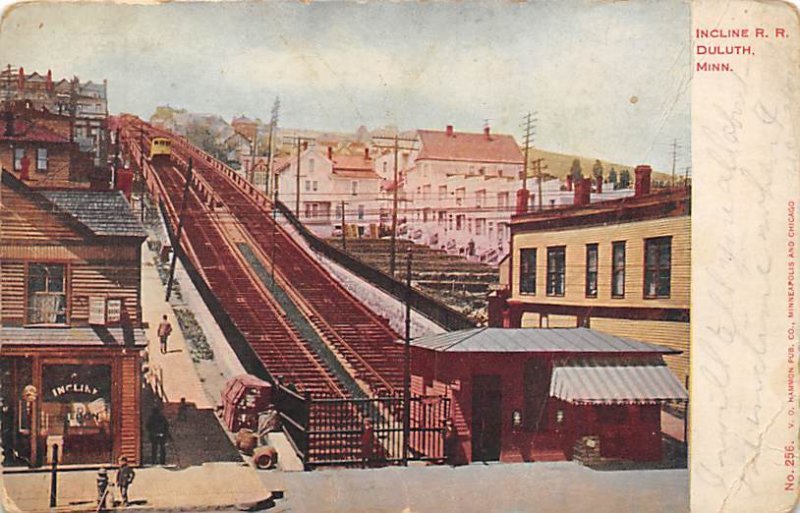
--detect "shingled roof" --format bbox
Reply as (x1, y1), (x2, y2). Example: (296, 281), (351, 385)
(417, 128), (524, 164)
(40, 190), (147, 238)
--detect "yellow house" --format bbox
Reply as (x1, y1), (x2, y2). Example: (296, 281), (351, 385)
(494, 169), (690, 386)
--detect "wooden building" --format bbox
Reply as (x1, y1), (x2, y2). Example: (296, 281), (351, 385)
(0, 102), (96, 188)
(410, 328), (687, 464)
(492, 166), (691, 386)
(0, 169), (147, 467)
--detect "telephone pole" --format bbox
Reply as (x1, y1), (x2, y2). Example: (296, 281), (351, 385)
(283, 135), (314, 218)
(670, 139), (681, 188)
(166, 158), (193, 301)
(531, 157), (547, 210)
(340, 200), (347, 252)
(266, 97), (280, 196)
(520, 112), (536, 191)
(373, 134), (417, 277)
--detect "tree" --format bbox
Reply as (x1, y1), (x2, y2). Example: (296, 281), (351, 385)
(608, 167), (618, 186)
(619, 168), (631, 189)
(591, 159), (604, 180)
(569, 158), (583, 183)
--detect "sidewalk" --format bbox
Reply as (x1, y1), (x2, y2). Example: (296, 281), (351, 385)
(2, 462), (271, 513)
(140, 248), (211, 409)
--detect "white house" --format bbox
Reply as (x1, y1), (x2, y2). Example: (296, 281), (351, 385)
(275, 146), (383, 238)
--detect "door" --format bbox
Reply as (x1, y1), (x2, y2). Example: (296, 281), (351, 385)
(472, 375), (502, 461)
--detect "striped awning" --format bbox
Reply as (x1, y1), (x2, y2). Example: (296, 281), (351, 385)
(549, 362), (688, 405)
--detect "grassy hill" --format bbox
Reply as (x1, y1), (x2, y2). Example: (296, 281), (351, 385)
(525, 148), (672, 183)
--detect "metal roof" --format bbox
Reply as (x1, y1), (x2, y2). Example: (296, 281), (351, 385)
(550, 360), (688, 404)
(41, 190), (147, 238)
(407, 327), (679, 354)
(1, 327), (148, 348)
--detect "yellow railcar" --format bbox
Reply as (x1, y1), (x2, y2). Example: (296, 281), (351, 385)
(149, 137), (172, 160)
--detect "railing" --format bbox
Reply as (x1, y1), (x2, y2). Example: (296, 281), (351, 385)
(274, 382), (450, 469)
(275, 201), (476, 331)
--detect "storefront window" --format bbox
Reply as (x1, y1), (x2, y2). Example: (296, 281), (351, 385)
(40, 364), (112, 464)
(1, 357), (33, 466)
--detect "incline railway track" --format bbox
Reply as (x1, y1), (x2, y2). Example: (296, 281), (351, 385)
(121, 116), (404, 399)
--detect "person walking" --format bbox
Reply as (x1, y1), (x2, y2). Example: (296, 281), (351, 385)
(115, 457), (136, 506)
(157, 315), (172, 354)
(146, 406), (169, 465)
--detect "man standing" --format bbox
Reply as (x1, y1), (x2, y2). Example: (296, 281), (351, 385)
(115, 457), (135, 506)
(146, 406), (169, 465)
(157, 315), (172, 355)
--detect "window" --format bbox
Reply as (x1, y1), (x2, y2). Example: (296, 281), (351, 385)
(644, 236), (672, 298)
(546, 247), (566, 296)
(585, 244), (598, 298)
(27, 263), (67, 324)
(312, 181), (318, 192)
(476, 190), (486, 208)
(519, 248), (537, 294)
(612, 241), (626, 298)
(357, 205), (365, 220)
(14, 148), (24, 171)
(305, 180), (311, 192)
(497, 192), (509, 210)
(351, 181), (358, 196)
(456, 215), (464, 231)
(308, 158), (315, 173)
(438, 185), (447, 200)
(475, 218), (485, 236)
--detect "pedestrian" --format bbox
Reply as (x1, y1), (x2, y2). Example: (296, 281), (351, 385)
(115, 457), (136, 506)
(360, 418), (375, 468)
(444, 419), (461, 466)
(157, 315), (172, 354)
(146, 406), (169, 465)
(177, 397), (188, 421)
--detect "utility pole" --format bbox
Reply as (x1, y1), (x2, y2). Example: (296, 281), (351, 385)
(139, 124), (145, 222)
(266, 97), (280, 196)
(531, 158), (547, 210)
(295, 137), (301, 218)
(283, 134), (315, 219)
(390, 136), (399, 276)
(403, 247), (413, 466)
(520, 112), (536, 191)
(683, 166), (691, 188)
(271, 189), (278, 283)
(373, 134), (417, 277)
(670, 139), (680, 188)
(166, 158), (193, 301)
(340, 200), (347, 252)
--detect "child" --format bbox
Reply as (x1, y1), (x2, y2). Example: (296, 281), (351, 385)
(116, 457), (135, 506)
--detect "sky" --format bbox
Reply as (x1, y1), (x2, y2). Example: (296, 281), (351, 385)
(0, 1), (691, 172)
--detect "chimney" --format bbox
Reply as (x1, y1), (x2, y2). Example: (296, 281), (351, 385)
(327, 146), (333, 160)
(566, 174), (573, 191)
(46, 69), (53, 91)
(17, 67), (24, 90)
(484, 125), (491, 139)
(446, 125), (454, 137)
(302, 141), (308, 151)
(515, 188), (530, 215)
(573, 177), (591, 206)
(364, 147), (370, 159)
(634, 165), (652, 197)
(596, 175), (603, 194)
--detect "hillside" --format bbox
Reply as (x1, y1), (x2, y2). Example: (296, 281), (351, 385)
(525, 148), (672, 183)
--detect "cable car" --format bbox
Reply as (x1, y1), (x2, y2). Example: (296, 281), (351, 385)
(149, 137), (172, 160)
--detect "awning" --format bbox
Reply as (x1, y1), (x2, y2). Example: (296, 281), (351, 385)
(549, 362), (688, 405)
